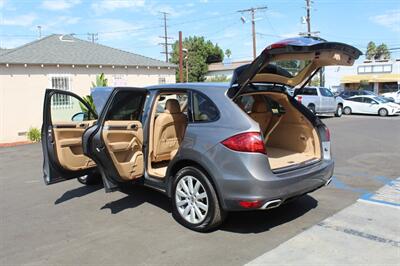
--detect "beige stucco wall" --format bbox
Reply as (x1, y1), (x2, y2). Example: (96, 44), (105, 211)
(0, 64), (175, 142)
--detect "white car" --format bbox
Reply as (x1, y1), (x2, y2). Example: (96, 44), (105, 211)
(381, 90), (400, 104)
(343, 95), (400, 116)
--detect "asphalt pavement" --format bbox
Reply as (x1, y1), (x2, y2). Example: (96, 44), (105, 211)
(0, 114), (399, 265)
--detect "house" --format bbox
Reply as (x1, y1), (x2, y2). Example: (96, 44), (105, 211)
(205, 60), (251, 81)
(0, 34), (176, 143)
(324, 59), (400, 94)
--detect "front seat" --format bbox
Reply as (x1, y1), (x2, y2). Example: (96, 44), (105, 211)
(249, 98), (272, 134)
(153, 99), (187, 162)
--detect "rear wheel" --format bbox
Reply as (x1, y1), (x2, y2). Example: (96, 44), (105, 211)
(307, 104), (316, 114)
(378, 108), (388, 117)
(343, 107), (352, 115)
(171, 166), (226, 232)
(335, 105), (343, 117)
(77, 172), (102, 185)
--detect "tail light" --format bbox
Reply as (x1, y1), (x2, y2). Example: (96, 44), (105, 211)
(325, 127), (331, 141)
(297, 95), (302, 103)
(221, 132), (265, 154)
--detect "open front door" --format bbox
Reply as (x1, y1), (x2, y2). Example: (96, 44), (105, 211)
(42, 89), (98, 185)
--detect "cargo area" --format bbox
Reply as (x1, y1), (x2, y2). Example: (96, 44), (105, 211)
(237, 91), (321, 170)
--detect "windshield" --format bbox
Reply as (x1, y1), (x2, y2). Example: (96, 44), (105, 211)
(374, 96), (390, 103)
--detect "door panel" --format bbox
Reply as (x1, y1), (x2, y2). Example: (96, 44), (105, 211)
(102, 120), (144, 180)
(42, 89), (98, 185)
(53, 121), (96, 171)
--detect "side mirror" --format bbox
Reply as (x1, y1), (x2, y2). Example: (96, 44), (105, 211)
(72, 112), (85, 121)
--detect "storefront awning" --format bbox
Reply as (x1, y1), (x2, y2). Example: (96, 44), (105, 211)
(341, 74), (400, 83)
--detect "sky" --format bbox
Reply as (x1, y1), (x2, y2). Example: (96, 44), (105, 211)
(1, 0), (400, 62)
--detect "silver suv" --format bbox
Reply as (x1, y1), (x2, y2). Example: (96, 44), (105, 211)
(42, 37), (361, 231)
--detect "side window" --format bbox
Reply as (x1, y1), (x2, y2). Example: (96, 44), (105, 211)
(348, 97), (362, 102)
(105, 91), (146, 121)
(156, 93), (188, 115)
(50, 92), (96, 123)
(192, 92), (219, 122)
(301, 88), (318, 95)
(362, 97), (374, 104)
(320, 88), (334, 97)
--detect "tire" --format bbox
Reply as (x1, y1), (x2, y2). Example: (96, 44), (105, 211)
(171, 166), (226, 232)
(343, 107), (352, 115)
(378, 108), (388, 117)
(77, 173), (102, 185)
(307, 104), (316, 114)
(335, 105), (343, 117)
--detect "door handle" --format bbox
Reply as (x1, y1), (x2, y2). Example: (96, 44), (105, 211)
(129, 124), (138, 130)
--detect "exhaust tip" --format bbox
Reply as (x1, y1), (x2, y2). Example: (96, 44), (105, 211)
(261, 199), (282, 209)
(325, 178), (332, 186)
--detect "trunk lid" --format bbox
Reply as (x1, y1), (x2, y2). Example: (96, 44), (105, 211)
(229, 37), (362, 99)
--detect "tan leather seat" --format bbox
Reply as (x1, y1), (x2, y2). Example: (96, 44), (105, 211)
(249, 99), (272, 134)
(153, 99), (187, 162)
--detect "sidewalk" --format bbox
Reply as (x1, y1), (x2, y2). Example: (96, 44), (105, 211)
(246, 178), (400, 266)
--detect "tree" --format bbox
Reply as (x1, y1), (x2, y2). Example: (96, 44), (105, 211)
(366, 41), (376, 60)
(80, 73), (108, 114)
(91, 73), (108, 87)
(170, 36), (224, 82)
(225, 49), (232, 59)
(375, 43), (390, 60)
(206, 75), (230, 82)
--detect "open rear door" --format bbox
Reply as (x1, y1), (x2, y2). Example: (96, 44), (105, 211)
(42, 89), (98, 185)
(229, 37), (362, 99)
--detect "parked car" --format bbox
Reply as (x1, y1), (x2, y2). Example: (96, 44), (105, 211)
(339, 89), (376, 99)
(343, 95), (400, 116)
(42, 37), (361, 231)
(381, 90), (400, 104)
(293, 86), (344, 117)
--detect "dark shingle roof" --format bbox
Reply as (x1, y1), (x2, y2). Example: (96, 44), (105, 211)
(0, 48), (12, 55)
(0, 34), (175, 68)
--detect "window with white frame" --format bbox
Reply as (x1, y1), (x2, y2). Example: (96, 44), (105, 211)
(158, 77), (166, 84)
(50, 76), (72, 107)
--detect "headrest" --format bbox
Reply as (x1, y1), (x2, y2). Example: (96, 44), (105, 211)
(165, 99), (180, 114)
(252, 100), (269, 113)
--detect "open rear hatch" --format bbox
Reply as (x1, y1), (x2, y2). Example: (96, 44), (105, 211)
(230, 37), (361, 171)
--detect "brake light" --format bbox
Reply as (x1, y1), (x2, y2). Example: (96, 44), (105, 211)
(221, 132), (265, 154)
(239, 200), (263, 209)
(325, 127), (331, 141)
(297, 95), (303, 103)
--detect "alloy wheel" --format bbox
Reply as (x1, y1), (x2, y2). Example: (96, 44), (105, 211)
(175, 175), (209, 224)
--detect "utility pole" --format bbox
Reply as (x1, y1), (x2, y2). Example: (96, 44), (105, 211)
(87, 33), (98, 43)
(238, 6), (267, 59)
(37, 26), (42, 39)
(159, 12), (173, 62)
(178, 31), (184, 83)
(306, 0), (311, 36)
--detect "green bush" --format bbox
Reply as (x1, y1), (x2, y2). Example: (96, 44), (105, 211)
(27, 127), (41, 142)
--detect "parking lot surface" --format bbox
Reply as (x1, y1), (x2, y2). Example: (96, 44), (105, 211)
(1, 115), (399, 265)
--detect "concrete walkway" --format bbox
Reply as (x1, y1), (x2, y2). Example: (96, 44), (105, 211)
(246, 178), (400, 266)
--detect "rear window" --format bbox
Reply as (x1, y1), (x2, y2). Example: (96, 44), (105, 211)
(192, 92), (219, 122)
(296, 87), (317, 96)
(320, 88), (334, 97)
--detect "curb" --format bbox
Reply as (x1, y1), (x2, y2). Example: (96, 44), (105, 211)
(0, 141), (35, 148)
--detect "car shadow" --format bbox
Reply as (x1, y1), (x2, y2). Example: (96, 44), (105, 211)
(54, 184), (103, 205)
(100, 184), (171, 214)
(220, 195), (318, 234)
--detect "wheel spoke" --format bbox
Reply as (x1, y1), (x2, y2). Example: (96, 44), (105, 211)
(176, 189), (188, 199)
(194, 205), (204, 220)
(193, 181), (201, 194)
(181, 179), (190, 195)
(176, 199), (187, 207)
(196, 192), (207, 200)
(190, 207), (195, 223)
(188, 177), (194, 195)
(183, 205), (191, 217)
(197, 201), (208, 212)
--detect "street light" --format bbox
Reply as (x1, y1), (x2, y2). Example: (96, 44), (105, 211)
(182, 48), (189, 83)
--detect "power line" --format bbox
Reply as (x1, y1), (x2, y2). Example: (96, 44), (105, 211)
(87, 33), (98, 43)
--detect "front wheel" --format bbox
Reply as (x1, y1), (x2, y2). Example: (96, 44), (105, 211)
(171, 166), (226, 232)
(343, 107), (352, 115)
(378, 108), (388, 117)
(335, 105), (343, 117)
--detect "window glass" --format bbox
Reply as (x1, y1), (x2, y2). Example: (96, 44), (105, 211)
(51, 93), (96, 123)
(320, 88), (334, 97)
(362, 97), (374, 104)
(105, 91), (146, 121)
(192, 92), (219, 122)
(348, 97), (362, 102)
(156, 93), (188, 115)
(296, 87), (317, 96)
(237, 95), (255, 113)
